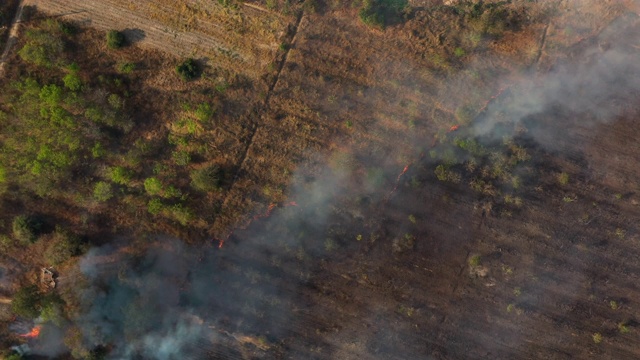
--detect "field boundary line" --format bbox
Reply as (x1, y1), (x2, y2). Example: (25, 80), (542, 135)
(214, 12), (305, 234)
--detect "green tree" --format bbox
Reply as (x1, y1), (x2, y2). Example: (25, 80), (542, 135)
(106, 30), (125, 49)
(11, 285), (42, 318)
(93, 181), (113, 202)
(63, 72), (82, 92)
(108, 166), (132, 185)
(44, 227), (84, 265)
(175, 58), (201, 81)
(144, 177), (163, 196)
(190, 165), (222, 192)
(359, 0), (408, 29)
(12, 215), (40, 244)
(18, 29), (64, 68)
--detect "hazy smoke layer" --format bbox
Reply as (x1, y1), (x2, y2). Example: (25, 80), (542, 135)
(475, 12), (640, 147)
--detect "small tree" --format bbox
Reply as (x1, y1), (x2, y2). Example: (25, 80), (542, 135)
(12, 215), (40, 244)
(106, 30), (125, 49)
(109, 166), (132, 185)
(45, 227), (84, 265)
(93, 181), (113, 202)
(11, 285), (42, 318)
(144, 177), (163, 196)
(175, 58), (201, 81)
(190, 165), (222, 192)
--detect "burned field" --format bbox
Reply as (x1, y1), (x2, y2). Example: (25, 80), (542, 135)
(1, 0), (640, 359)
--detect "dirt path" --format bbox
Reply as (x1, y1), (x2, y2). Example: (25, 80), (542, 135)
(0, 1), (24, 78)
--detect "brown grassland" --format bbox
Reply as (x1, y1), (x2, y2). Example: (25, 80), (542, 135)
(1, 0), (640, 358)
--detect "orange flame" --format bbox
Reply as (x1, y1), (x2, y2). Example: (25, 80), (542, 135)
(448, 125), (460, 132)
(20, 325), (41, 338)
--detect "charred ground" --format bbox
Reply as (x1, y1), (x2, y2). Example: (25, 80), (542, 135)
(1, 0), (640, 359)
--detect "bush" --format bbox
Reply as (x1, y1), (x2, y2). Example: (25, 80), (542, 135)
(190, 165), (222, 192)
(106, 30), (125, 49)
(558, 172), (569, 185)
(169, 204), (192, 226)
(18, 29), (64, 68)
(175, 58), (201, 81)
(11, 285), (42, 318)
(195, 102), (214, 122)
(93, 181), (113, 202)
(147, 198), (163, 215)
(63, 72), (82, 91)
(12, 215), (41, 244)
(117, 62), (136, 74)
(144, 177), (163, 196)
(172, 150), (191, 166)
(359, 0), (408, 29)
(108, 166), (132, 185)
(44, 227), (84, 265)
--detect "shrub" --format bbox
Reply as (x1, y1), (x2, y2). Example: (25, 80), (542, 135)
(18, 29), (64, 68)
(106, 30), (125, 49)
(11, 285), (42, 318)
(558, 172), (569, 185)
(144, 177), (163, 196)
(169, 204), (192, 226)
(44, 227), (84, 265)
(12, 215), (40, 244)
(108, 166), (132, 185)
(63, 72), (83, 91)
(190, 165), (222, 192)
(194, 102), (214, 122)
(592, 333), (602, 344)
(107, 94), (123, 110)
(175, 58), (201, 81)
(359, 0), (408, 29)
(172, 150), (191, 166)
(147, 198), (163, 215)
(93, 181), (113, 202)
(468, 254), (481, 267)
(117, 62), (136, 74)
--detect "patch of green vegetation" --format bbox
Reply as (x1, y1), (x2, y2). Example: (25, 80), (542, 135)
(93, 181), (113, 202)
(12, 215), (41, 245)
(176, 58), (201, 81)
(359, 0), (409, 29)
(108, 166), (132, 186)
(194, 102), (215, 122)
(63, 64), (83, 91)
(592, 332), (602, 344)
(147, 198), (163, 215)
(11, 285), (42, 318)
(609, 300), (618, 310)
(468, 254), (481, 267)
(44, 227), (85, 265)
(106, 30), (126, 49)
(558, 172), (569, 185)
(618, 322), (630, 334)
(117, 62), (136, 74)
(144, 177), (163, 196)
(190, 165), (223, 192)
(18, 21), (65, 68)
